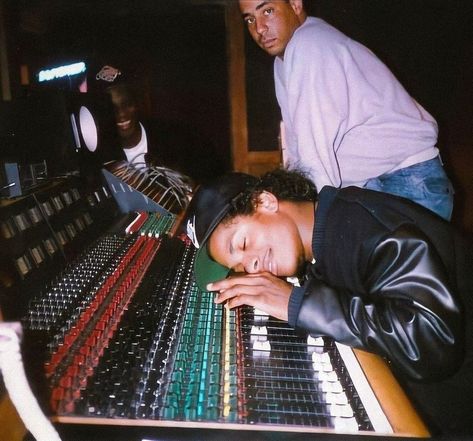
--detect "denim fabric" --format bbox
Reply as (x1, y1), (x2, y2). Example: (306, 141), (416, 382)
(363, 157), (454, 221)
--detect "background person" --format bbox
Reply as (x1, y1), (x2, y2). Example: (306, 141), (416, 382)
(94, 65), (225, 183)
(238, 0), (454, 220)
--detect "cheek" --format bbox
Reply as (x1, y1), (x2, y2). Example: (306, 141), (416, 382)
(269, 224), (301, 271)
(274, 17), (293, 44)
(249, 27), (261, 42)
(125, 106), (136, 116)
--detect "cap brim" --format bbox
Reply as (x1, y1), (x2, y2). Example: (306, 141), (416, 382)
(194, 242), (230, 290)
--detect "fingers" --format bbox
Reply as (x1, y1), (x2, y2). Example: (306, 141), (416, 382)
(211, 273), (274, 304)
(216, 289), (271, 317)
(224, 293), (258, 310)
(214, 283), (259, 304)
(206, 272), (291, 322)
(207, 272), (273, 292)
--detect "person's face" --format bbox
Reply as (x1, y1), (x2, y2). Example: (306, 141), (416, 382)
(208, 193), (305, 277)
(108, 85), (140, 142)
(239, 0), (304, 57)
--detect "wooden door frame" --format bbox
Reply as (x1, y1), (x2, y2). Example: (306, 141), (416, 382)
(225, 2), (281, 175)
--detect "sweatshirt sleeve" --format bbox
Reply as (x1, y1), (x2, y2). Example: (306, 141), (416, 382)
(288, 225), (464, 382)
(281, 32), (349, 189)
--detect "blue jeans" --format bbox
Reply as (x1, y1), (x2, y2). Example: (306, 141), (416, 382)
(363, 157), (454, 221)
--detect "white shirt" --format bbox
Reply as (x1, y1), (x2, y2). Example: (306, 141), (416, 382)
(123, 122), (148, 169)
(274, 17), (438, 190)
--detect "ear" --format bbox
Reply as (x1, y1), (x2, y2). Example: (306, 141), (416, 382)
(256, 191), (279, 213)
(289, 0), (306, 21)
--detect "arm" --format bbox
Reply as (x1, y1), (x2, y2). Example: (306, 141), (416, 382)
(278, 35), (349, 189)
(290, 225), (464, 382)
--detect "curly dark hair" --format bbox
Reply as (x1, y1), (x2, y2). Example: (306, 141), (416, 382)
(225, 168), (317, 219)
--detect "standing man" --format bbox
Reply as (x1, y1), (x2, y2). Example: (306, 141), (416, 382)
(238, 1), (454, 220)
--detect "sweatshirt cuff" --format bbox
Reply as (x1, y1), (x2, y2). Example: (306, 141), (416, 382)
(288, 285), (306, 328)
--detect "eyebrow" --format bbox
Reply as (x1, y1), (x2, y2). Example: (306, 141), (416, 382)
(241, 1), (270, 19)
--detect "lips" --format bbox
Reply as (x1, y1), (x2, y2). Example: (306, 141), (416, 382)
(261, 37), (277, 49)
(263, 248), (276, 275)
(117, 120), (132, 131)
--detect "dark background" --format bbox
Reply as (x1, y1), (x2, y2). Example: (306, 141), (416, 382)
(1, 0), (472, 230)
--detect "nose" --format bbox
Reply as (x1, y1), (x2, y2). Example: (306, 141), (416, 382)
(244, 255), (260, 274)
(255, 17), (268, 36)
(114, 105), (127, 120)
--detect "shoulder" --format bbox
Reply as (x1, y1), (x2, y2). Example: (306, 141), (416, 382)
(324, 186), (459, 247)
(289, 17), (350, 53)
(328, 186), (415, 222)
(282, 18), (355, 74)
(319, 186), (416, 238)
(287, 17), (381, 72)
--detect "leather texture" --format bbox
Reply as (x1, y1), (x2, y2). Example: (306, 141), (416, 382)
(296, 225), (463, 382)
(288, 185), (469, 384)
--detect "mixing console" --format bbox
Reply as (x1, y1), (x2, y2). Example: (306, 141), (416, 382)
(1, 176), (427, 439)
(21, 218), (392, 436)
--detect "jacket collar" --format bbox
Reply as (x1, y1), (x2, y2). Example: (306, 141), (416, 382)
(312, 186), (339, 262)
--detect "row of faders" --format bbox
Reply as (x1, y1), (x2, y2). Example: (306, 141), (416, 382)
(22, 231), (378, 434)
(235, 308), (372, 431)
(23, 233), (191, 417)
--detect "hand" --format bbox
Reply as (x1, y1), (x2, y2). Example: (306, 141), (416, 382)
(207, 272), (292, 321)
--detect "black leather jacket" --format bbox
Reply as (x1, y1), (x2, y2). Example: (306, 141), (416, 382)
(288, 186), (467, 383)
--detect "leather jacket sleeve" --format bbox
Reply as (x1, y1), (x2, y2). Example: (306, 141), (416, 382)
(289, 225), (464, 382)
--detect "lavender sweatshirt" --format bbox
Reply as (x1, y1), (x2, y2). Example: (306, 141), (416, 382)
(274, 17), (438, 190)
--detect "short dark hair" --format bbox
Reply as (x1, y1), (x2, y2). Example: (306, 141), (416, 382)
(225, 168), (317, 220)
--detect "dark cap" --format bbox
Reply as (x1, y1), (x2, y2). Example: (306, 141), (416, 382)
(185, 173), (259, 290)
